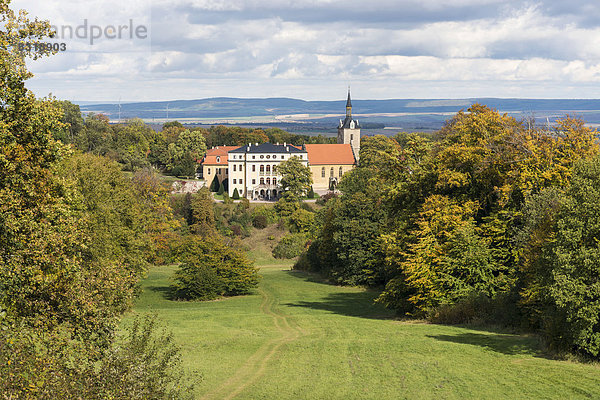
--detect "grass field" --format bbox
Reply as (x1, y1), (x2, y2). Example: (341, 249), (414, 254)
(128, 262), (600, 399)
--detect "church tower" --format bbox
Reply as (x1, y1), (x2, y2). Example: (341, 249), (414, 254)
(337, 89), (360, 162)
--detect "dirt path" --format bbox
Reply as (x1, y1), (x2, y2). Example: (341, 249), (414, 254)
(200, 270), (305, 400)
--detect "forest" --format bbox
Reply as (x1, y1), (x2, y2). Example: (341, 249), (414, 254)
(294, 105), (600, 359)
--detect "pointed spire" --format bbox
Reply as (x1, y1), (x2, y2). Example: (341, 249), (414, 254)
(346, 87), (352, 118)
(346, 86), (352, 108)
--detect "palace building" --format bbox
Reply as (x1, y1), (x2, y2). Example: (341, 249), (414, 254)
(200, 90), (361, 200)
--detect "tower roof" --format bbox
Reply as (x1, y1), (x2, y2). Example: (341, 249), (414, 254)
(346, 89), (352, 108)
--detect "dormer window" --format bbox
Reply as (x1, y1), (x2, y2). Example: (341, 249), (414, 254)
(216, 156), (220, 163)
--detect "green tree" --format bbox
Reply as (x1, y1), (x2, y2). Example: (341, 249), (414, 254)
(232, 187), (240, 200)
(209, 174), (219, 192)
(191, 187), (216, 236)
(531, 157), (600, 357)
(171, 235), (259, 300)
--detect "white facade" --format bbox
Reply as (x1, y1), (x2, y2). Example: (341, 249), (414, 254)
(228, 143), (309, 200)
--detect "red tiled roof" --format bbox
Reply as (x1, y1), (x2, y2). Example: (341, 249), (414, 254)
(304, 144), (356, 165)
(201, 146), (239, 165)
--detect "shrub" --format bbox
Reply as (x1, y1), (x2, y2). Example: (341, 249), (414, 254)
(287, 208), (315, 234)
(171, 263), (224, 300)
(273, 233), (308, 259)
(274, 198), (300, 217)
(231, 224), (243, 236)
(0, 316), (194, 399)
(307, 186), (315, 198)
(316, 191), (338, 205)
(251, 205), (277, 224)
(171, 235), (259, 300)
(232, 188), (240, 200)
(209, 175), (219, 192)
(217, 180), (225, 195)
(252, 214), (268, 229)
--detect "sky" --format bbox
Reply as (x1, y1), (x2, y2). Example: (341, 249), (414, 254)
(10, 0), (600, 102)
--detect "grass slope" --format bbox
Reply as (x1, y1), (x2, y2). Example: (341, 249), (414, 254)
(129, 264), (600, 399)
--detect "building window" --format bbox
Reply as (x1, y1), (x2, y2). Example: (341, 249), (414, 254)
(266, 155), (271, 159)
(272, 165), (277, 173)
(233, 179), (236, 184)
(330, 167), (334, 177)
(281, 155), (284, 159)
(207, 168), (211, 174)
(300, 155), (303, 159)
(217, 168), (221, 175)
(226, 168), (228, 174)
(260, 165), (264, 173)
(260, 155), (264, 159)
(252, 155), (256, 159)
(233, 165), (236, 172)
(339, 167), (343, 177)
(350, 134), (353, 141)
(251, 165), (255, 172)
(239, 179), (243, 185)
(273, 177), (277, 185)
(266, 165), (271, 174)
(216, 156), (220, 163)
(252, 179), (256, 185)
(260, 178), (264, 185)
(266, 178), (271, 185)
(321, 167), (325, 178)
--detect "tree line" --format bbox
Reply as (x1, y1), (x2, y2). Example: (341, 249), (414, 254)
(55, 105), (335, 177)
(295, 104), (600, 359)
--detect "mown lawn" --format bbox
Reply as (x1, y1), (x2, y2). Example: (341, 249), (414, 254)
(127, 263), (600, 399)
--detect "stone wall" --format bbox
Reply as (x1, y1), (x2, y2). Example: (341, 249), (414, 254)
(171, 180), (206, 194)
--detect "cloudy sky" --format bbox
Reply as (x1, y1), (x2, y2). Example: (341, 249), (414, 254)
(11, 0), (600, 102)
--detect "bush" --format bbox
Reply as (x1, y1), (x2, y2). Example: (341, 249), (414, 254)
(0, 316), (194, 399)
(232, 188), (240, 200)
(209, 175), (219, 192)
(316, 191), (338, 205)
(171, 235), (259, 300)
(252, 214), (268, 229)
(231, 223), (243, 236)
(171, 263), (224, 300)
(273, 233), (308, 259)
(274, 198), (300, 217)
(217, 180), (225, 195)
(307, 186), (315, 198)
(429, 292), (522, 328)
(287, 208), (315, 234)
(251, 205), (278, 224)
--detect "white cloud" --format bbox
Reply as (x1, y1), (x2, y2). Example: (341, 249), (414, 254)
(11, 0), (600, 101)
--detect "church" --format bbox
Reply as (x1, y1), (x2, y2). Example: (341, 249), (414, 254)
(201, 91), (360, 200)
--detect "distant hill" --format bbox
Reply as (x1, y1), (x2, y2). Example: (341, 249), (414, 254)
(77, 97), (600, 133)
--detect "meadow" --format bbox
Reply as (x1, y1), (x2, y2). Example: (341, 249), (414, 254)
(128, 256), (600, 399)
